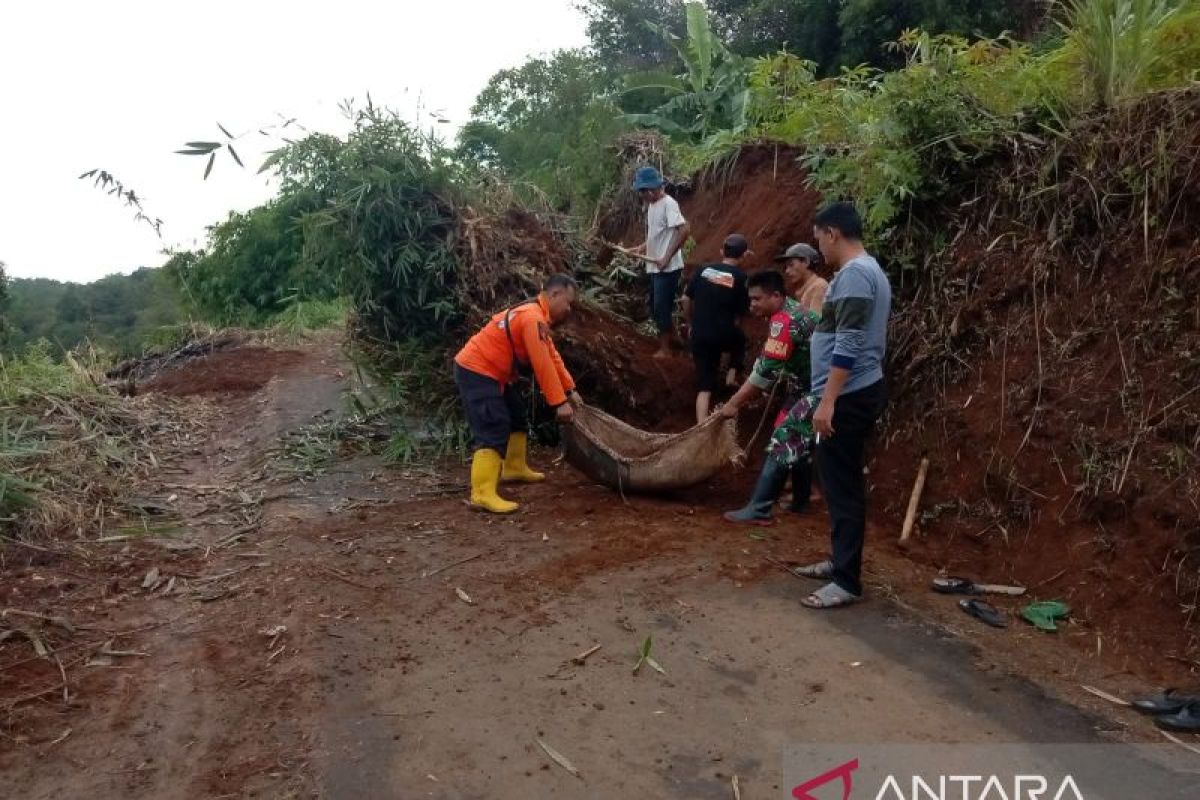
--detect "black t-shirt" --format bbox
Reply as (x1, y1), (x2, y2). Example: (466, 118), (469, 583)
(685, 262), (749, 342)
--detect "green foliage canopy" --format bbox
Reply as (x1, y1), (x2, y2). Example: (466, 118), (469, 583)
(168, 192), (328, 325)
(292, 107), (461, 343)
(4, 269), (185, 356)
(622, 2), (753, 141)
(168, 104), (460, 341)
(576, 0), (687, 72)
(583, 0), (1034, 75)
(457, 49), (626, 213)
(0, 260), (9, 346)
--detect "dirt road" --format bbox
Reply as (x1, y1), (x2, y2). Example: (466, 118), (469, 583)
(0, 339), (1188, 799)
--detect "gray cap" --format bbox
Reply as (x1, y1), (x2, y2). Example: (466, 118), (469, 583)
(775, 243), (819, 262)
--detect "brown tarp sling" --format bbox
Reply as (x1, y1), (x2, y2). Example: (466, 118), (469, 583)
(563, 404), (743, 492)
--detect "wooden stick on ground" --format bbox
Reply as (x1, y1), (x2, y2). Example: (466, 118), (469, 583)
(899, 457), (931, 548)
(1080, 685), (1129, 707)
(421, 549), (496, 580)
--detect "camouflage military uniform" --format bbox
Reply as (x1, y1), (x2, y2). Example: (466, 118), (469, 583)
(746, 297), (819, 467)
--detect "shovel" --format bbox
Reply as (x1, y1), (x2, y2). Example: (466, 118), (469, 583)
(932, 576), (1027, 597)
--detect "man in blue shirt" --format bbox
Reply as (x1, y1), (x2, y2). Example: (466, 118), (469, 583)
(795, 202), (891, 610)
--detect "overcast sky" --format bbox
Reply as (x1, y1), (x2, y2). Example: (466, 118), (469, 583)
(0, 0), (587, 284)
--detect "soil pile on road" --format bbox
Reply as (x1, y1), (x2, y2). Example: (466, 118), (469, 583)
(139, 347), (310, 397)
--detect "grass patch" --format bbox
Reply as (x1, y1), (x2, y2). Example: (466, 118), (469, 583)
(267, 297), (349, 340)
(0, 342), (198, 540)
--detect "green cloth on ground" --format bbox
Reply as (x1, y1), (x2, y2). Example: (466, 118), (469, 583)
(1022, 600), (1070, 631)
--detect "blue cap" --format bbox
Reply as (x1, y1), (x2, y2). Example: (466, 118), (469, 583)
(632, 166), (664, 191)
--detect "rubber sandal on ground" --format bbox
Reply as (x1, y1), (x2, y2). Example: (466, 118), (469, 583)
(1021, 600), (1070, 631)
(791, 560), (833, 579)
(1133, 689), (1200, 716)
(958, 598), (1008, 629)
(800, 582), (860, 609)
(932, 576), (980, 595)
(1154, 702), (1200, 732)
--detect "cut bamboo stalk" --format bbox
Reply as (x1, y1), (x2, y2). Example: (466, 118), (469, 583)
(899, 457), (931, 547)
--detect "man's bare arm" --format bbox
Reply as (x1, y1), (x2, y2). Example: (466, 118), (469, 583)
(660, 221), (691, 267)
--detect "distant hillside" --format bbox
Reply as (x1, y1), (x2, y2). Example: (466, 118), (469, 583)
(4, 268), (185, 356)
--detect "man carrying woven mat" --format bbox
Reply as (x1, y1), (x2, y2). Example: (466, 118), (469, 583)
(454, 275), (583, 514)
(719, 270), (820, 525)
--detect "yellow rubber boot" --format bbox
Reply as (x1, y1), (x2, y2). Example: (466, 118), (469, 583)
(501, 432), (545, 483)
(470, 449), (519, 514)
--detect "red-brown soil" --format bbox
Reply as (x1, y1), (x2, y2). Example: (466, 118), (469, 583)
(5, 116), (1200, 794)
(139, 347), (310, 396)
(601, 134), (1200, 676)
(611, 144), (822, 276)
(678, 144), (823, 272)
(6, 337), (1197, 799)
(557, 305), (695, 429)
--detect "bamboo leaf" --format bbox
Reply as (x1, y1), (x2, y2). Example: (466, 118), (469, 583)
(536, 739), (581, 778)
(227, 144), (244, 167)
(217, 122), (234, 139)
(203, 152), (216, 180)
(257, 149), (283, 175)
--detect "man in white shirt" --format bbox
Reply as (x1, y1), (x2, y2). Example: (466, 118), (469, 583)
(630, 166), (691, 359)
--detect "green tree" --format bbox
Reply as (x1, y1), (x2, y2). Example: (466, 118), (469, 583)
(576, 0), (687, 71)
(708, 0), (844, 68)
(837, 0), (1028, 68)
(623, 2), (752, 141)
(3, 268), (184, 356)
(273, 105), (461, 342)
(0, 260), (9, 346)
(458, 49), (625, 213)
(707, 0), (1033, 73)
(173, 192), (327, 324)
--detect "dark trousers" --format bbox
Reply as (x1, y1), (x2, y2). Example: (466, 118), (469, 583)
(649, 270), (682, 334)
(454, 364), (527, 453)
(691, 331), (745, 392)
(790, 457), (813, 510)
(815, 380), (887, 596)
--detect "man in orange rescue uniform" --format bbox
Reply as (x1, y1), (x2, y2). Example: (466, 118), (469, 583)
(454, 274), (582, 514)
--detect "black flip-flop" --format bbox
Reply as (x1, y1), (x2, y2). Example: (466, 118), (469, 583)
(1155, 701), (1200, 732)
(1134, 689), (1200, 716)
(959, 599), (1008, 628)
(934, 577), (979, 595)
(934, 576), (1027, 596)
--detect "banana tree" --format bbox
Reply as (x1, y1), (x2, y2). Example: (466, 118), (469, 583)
(622, 2), (751, 141)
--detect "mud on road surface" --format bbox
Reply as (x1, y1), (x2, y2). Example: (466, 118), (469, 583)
(1, 339), (1191, 799)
